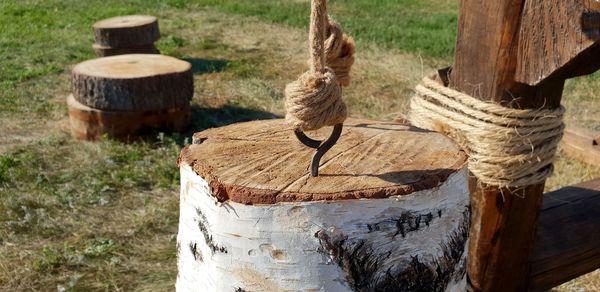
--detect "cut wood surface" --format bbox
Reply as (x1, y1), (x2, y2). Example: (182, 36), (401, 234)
(92, 43), (159, 57)
(92, 15), (160, 47)
(71, 54), (193, 111)
(516, 0), (600, 85)
(177, 118), (470, 291)
(67, 94), (189, 140)
(529, 178), (600, 291)
(560, 127), (600, 167)
(178, 118), (468, 205)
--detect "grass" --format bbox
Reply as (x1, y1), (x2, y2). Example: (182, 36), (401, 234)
(194, 0), (458, 58)
(0, 0), (598, 291)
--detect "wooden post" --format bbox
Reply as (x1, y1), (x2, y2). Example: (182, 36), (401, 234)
(450, 0), (600, 290)
(176, 119), (471, 291)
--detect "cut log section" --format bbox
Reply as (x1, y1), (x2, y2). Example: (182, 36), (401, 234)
(176, 118), (470, 292)
(67, 95), (189, 141)
(92, 43), (159, 57)
(560, 127), (600, 167)
(72, 54), (193, 111)
(92, 15), (160, 48)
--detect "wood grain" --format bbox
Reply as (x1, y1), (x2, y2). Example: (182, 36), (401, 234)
(67, 94), (189, 141)
(529, 178), (600, 291)
(178, 118), (467, 205)
(92, 15), (160, 48)
(71, 54), (193, 111)
(516, 0), (600, 85)
(560, 127), (600, 167)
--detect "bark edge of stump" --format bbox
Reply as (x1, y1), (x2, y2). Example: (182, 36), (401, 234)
(178, 118), (468, 205)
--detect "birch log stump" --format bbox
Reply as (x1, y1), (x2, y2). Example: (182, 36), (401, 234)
(92, 15), (160, 57)
(68, 54), (193, 140)
(176, 119), (470, 292)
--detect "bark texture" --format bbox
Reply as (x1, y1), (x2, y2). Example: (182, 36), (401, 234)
(177, 165), (469, 292)
(92, 15), (160, 47)
(92, 43), (159, 57)
(72, 54), (193, 111)
(176, 118), (470, 291)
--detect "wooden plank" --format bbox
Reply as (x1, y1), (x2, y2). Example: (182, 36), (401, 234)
(515, 0), (600, 85)
(529, 178), (600, 291)
(560, 127), (600, 167)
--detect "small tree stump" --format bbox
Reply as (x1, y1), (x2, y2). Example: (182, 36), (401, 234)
(92, 15), (160, 48)
(71, 54), (193, 111)
(176, 119), (470, 291)
(67, 95), (189, 141)
(68, 54), (193, 140)
(92, 43), (159, 57)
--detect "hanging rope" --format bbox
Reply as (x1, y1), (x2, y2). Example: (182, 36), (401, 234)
(409, 75), (565, 188)
(285, 0), (354, 132)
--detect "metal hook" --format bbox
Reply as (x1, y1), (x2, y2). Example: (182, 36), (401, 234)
(294, 123), (343, 177)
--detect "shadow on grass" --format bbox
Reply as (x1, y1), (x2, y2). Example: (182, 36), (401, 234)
(105, 105), (279, 146)
(189, 104), (279, 131)
(182, 58), (228, 75)
(162, 104), (280, 146)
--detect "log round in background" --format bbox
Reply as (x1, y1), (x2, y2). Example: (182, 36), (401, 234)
(92, 15), (160, 48)
(67, 95), (189, 141)
(72, 54), (193, 111)
(92, 43), (159, 57)
(177, 119), (470, 292)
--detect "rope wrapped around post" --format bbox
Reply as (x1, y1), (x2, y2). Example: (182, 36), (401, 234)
(409, 75), (565, 188)
(285, 0), (355, 176)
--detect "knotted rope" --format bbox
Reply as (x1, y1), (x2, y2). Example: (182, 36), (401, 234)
(409, 75), (565, 188)
(285, 0), (355, 132)
(324, 17), (355, 87)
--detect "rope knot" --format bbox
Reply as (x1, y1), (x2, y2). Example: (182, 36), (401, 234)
(324, 18), (355, 86)
(285, 68), (346, 131)
(409, 74), (565, 188)
(285, 0), (351, 132)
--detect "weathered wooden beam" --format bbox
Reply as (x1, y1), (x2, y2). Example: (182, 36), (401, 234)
(560, 127), (600, 167)
(516, 0), (600, 85)
(451, 1), (564, 291)
(529, 178), (600, 291)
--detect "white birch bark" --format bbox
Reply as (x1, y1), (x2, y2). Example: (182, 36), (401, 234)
(176, 165), (469, 292)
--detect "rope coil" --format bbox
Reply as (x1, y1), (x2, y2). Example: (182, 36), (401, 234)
(285, 0), (354, 132)
(409, 75), (565, 188)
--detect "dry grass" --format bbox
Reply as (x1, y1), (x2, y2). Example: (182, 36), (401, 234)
(1, 2), (599, 291)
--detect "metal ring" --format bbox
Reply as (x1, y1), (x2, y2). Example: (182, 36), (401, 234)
(293, 123), (343, 177)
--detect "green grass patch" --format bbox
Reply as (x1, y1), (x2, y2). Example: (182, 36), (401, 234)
(195, 0), (458, 58)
